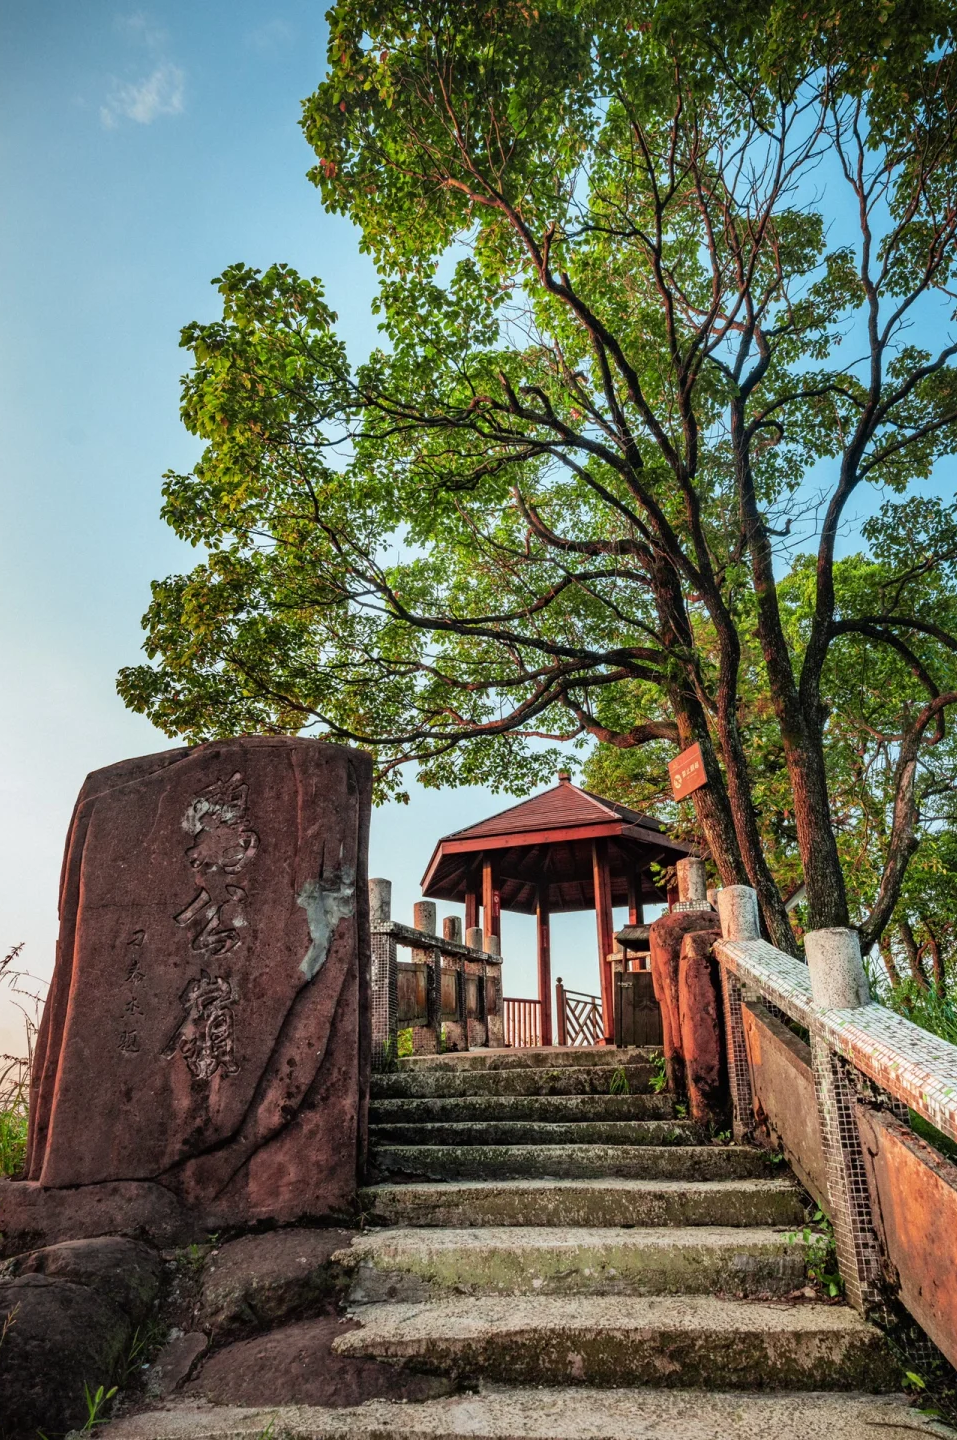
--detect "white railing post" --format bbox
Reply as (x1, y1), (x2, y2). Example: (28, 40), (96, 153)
(369, 878), (397, 1070)
(716, 886), (759, 1140)
(804, 926), (883, 1314)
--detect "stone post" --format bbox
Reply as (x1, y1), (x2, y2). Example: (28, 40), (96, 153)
(677, 856), (708, 903)
(465, 926), (484, 952)
(805, 926), (882, 1314)
(441, 914), (468, 1051)
(369, 878), (398, 1072)
(716, 885), (760, 1140)
(411, 900), (441, 1054)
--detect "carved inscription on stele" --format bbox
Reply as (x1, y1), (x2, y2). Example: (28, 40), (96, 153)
(117, 771), (260, 1080)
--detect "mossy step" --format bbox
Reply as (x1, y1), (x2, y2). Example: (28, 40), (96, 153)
(369, 1120), (699, 1148)
(371, 1064), (655, 1100)
(99, 1389), (936, 1440)
(340, 1224), (811, 1302)
(359, 1177), (807, 1229)
(367, 1143), (770, 1184)
(369, 1093), (676, 1124)
(397, 1046), (658, 1073)
(334, 1294), (897, 1391)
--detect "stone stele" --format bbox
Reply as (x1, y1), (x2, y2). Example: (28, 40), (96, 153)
(18, 737), (371, 1235)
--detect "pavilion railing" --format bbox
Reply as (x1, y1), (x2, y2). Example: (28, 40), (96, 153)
(503, 996), (542, 1048)
(369, 884), (505, 1069)
(556, 979), (603, 1047)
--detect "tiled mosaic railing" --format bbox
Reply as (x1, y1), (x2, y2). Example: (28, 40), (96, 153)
(715, 937), (957, 1146)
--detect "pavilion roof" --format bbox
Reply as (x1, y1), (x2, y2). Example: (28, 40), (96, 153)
(421, 775), (696, 915)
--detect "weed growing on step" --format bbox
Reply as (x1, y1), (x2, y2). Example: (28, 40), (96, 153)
(785, 1210), (843, 1298)
(609, 1066), (630, 1095)
(0, 1302), (18, 1352)
(648, 1052), (668, 1094)
(397, 1027), (414, 1058)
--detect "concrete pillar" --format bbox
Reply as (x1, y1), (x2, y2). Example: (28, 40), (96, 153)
(717, 885), (761, 941)
(443, 915), (463, 944)
(465, 926), (484, 952)
(803, 927), (879, 1313)
(370, 929), (398, 1071)
(413, 900), (437, 936)
(677, 857), (708, 903)
(369, 877), (392, 928)
(485, 933), (501, 958)
(805, 927), (869, 1009)
(715, 885), (759, 1140)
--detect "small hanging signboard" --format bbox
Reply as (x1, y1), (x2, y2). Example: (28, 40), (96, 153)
(668, 742), (707, 800)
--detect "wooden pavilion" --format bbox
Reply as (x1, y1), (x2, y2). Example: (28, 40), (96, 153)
(420, 773), (695, 1044)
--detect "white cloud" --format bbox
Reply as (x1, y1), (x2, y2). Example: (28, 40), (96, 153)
(115, 11), (167, 50)
(100, 62), (185, 129)
(246, 18), (294, 50)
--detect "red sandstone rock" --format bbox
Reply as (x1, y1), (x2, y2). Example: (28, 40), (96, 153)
(24, 737), (371, 1233)
(678, 928), (728, 1127)
(198, 1227), (357, 1339)
(648, 910), (721, 1099)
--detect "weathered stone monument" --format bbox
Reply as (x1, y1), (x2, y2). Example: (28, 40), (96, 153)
(4, 736), (371, 1249)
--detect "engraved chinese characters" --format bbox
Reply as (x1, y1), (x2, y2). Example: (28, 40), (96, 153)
(24, 738), (372, 1233)
(160, 772), (260, 1081)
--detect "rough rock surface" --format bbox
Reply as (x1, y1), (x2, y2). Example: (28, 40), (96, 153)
(185, 1316), (454, 1407)
(147, 1332), (210, 1398)
(24, 736), (371, 1232)
(198, 1228), (357, 1339)
(648, 911), (721, 1100)
(677, 929), (729, 1126)
(0, 1237), (163, 1440)
(0, 1175), (195, 1258)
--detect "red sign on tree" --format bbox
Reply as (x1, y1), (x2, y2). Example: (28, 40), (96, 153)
(668, 742), (707, 800)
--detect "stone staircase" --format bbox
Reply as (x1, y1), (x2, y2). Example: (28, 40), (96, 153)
(108, 1045), (935, 1440)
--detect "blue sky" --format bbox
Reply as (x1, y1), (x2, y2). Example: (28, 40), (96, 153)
(0, 1), (609, 1051)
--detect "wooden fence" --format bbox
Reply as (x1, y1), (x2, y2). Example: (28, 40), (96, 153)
(503, 996), (542, 1048)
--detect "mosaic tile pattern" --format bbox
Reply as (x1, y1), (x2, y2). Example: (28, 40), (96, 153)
(370, 931), (398, 1071)
(811, 1035), (885, 1312)
(720, 967), (754, 1139)
(715, 937), (957, 1143)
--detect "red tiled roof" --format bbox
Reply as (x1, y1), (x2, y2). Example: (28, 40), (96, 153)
(441, 778), (666, 843)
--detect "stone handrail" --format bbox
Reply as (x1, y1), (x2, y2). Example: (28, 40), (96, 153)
(715, 935), (957, 1146)
(372, 919), (502, 965)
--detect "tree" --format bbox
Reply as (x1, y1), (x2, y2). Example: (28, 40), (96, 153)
(119, 0), (957, 956)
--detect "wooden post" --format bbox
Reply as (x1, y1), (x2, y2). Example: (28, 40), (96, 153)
(627, 872), (644, 927)
(555, 977), (567, 1047)
(592, 839), (615, 1043)
(482, 855), (501, 944)
(464, 877), (479, 933)
(536, 883), (553, 1047)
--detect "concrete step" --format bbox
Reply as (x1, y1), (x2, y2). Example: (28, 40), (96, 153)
(369, 1120), (700, 1148)
(334, 1294), (897, 1391)
(340, 1224), (811, 1302)
(371, 1064), (655, 1100)
(359, 1177), (807, 1229)
(367, 1144), (770, 1184)
(100, 1389), (937, 1440)
(397, 1047), (657, 1073)
(369, 1093), (677, 1124)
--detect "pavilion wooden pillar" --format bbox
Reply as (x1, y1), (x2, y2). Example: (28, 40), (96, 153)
(536, 883), (553, 1047)
(482, 855), (501, 945)
(626, 872), (644, 927)
(592, 839), (615, 1043)
(464, 869), (480, 934)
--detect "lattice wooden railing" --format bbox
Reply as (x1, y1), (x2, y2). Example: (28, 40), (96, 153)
(503, 996), (542, 1048)
(555, 979), (602, 1047)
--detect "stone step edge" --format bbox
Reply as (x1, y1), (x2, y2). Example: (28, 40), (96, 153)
(97, 1389), (943, 1440)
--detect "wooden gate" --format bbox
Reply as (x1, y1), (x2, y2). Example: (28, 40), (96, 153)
(614, 970), (663, 1047)
(555, 981), (603, 1047)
